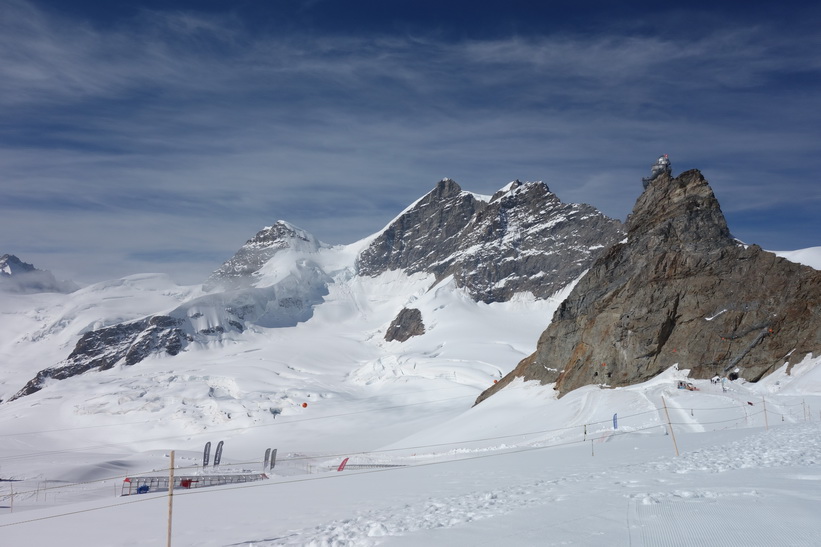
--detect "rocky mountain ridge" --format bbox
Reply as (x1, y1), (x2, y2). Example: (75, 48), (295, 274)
(357, 178), (624, 303)
(9, 178), (621, 400)
(477, 169), (821, 403)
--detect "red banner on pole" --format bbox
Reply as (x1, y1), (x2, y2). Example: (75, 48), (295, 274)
(337, 457), (349, 472)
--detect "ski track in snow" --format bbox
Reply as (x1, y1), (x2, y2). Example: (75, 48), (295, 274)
(234, 423), (821, 546)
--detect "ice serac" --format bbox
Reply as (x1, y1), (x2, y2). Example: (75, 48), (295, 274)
(477, 169), (821, 403)
(357, 178), (625, 303)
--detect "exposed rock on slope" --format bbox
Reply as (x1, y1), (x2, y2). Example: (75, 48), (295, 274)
(477, 169), (821, 403)
(357, 179), (624, 303)
(385, 308), (425, 342)
(10, 316), (187, 401)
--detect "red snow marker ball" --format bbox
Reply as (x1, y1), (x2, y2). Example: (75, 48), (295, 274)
(493, 380), (498, 384)
(302, 402), (308, 408)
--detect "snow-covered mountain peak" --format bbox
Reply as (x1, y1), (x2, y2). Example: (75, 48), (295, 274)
(205, 220), (329, 291)
(0, 253), (36, 276)
(248, 220), (325, 253)
(0, 253), (78, 294)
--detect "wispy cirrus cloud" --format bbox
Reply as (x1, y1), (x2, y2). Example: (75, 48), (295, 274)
(2, 0), (820, 283)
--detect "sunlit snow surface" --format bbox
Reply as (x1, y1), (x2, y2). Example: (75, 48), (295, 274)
(774, 246), (821, 270)
(0, 246), (820, 545)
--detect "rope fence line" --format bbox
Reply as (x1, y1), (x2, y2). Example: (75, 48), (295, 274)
(0, 404), (674, 502)
(0, 393), (816, 524)
(0, 396), (812, 501)
(6, 410), (810, 530)
(1, 422), (670, 528)
(0, 391), (810, 466)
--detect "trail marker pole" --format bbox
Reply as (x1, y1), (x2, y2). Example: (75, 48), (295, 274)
(661, 397), (679, 457)
(762, 397), (769, 431)
(167, 450), (175, 547)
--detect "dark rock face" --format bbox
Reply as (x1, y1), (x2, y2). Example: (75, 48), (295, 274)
(0, 254), (36, 275)
(0, 254), (78, 294)
(358, 179), (624, 303)
(385, 308), (426, 342)
(10, 316), (188, 400)
(477, 169), (821, 403)
(357, 179), (482, 277)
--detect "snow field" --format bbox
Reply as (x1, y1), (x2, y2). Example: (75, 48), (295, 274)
(1, 252), (821, 544)
(0, 359), (821, 545)
(3, 421), (819, 546)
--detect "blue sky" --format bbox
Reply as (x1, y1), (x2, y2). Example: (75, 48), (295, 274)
(2, 0), (820, 284)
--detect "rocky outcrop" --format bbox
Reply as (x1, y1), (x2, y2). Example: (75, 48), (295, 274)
(10, 316), (189, 400)
(477, 169), (821, 403)
(357, 179), (624, 303)
(385, 308), (426, 342)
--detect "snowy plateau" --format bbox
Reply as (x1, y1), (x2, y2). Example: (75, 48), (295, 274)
(2, 183), (821, 545)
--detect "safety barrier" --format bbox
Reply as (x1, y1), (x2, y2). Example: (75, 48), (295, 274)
(121, 473), (267, 496)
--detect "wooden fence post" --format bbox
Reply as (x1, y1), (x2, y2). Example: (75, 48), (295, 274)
(167, 451), (175, 547)
(662, 397), (679, 457)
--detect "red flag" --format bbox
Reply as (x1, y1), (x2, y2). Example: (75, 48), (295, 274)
(337, 457), (349, 472)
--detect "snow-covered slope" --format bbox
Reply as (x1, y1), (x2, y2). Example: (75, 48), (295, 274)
(0, 274), (200, 400)
(1, 248), (820, 544)
(774, 246), (821, 270)
(0, 265), (568, 451)
(1, 354), (820, 546)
